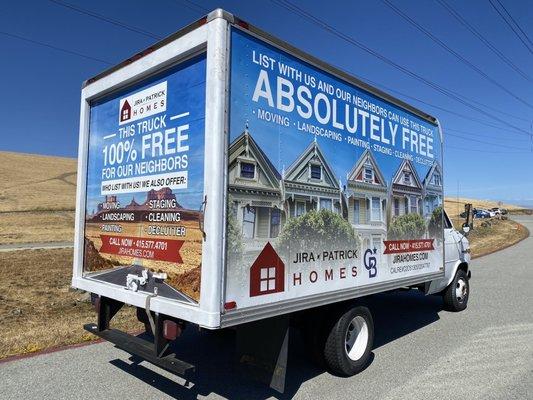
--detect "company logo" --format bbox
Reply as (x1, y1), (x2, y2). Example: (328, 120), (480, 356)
(118, 81), (167, 125)
(364, 248), (378, 278)
(250, 242), (285, 297)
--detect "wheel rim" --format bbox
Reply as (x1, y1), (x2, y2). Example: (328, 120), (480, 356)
(455, 277), (468, 303)
(345, 315), (369, 361)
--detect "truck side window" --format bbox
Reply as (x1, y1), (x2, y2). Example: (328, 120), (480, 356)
(443, 211), (453, 229)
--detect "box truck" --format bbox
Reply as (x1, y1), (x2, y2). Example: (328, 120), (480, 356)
(72, 9), (471, 389)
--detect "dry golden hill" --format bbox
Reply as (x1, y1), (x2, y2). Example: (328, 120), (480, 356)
(444, 197), (524, 219)
(0, 151), (77, 212)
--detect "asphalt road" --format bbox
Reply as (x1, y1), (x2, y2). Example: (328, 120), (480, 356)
(0, 241), (73, 252)
(1, 217), (532, 400)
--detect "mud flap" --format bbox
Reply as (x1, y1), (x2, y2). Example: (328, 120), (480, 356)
(236, 315), (290, 393)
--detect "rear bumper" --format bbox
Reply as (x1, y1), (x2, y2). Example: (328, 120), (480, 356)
(84, 323), (195, 376)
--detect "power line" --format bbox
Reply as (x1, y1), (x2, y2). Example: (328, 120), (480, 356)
(495, 0), (533, 48)
(173, 0), (210, 14)
(445, 127), (530, 142)
(270, 0), (533, 138)
(48, 0), (163, 40)
(360, 75), (531, 136)
(436, 0), (532, 83)
(0, 30), (112, 65)
(445, 144), (530, 154)
(444, 131), (530, 151)
(488, 0), (533, 54)
(381, 0), (533, 109)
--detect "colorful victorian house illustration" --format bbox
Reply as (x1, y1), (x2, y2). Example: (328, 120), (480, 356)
(283, 138), (342, 218)
(345, 149), (388, 253)
(228, 129), (284, 252)
(422, 161), (443, 218)
(391, 159), (423, 217)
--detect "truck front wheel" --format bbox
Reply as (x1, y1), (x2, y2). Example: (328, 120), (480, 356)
(324, 306), (374, 376)
(442, 269), (469, 312)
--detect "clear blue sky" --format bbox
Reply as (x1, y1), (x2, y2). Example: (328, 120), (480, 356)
(1, 0), (532, 205)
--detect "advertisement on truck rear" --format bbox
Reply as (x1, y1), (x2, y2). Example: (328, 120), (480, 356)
(82, 54), (207, 303)
(225, 28), (443, 309)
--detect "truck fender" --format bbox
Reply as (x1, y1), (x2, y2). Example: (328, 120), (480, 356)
(427, 261), (470, 295)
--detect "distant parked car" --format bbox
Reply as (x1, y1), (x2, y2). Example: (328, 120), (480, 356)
(474, 209), (491, 219)
(490, 207), (509, 215)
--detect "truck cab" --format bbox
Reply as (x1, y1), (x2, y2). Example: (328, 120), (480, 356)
(427, 210), (471, 311)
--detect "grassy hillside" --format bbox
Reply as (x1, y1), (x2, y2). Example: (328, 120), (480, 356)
(0, 151), (77, 212)
(444, 197), (524, 219)
(0, 152), (77, 244)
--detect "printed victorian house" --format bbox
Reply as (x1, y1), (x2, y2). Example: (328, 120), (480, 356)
(391, 159), (423, 217)
(283, 138), (342, 218)
(228, 129), (284, 252)
(346, 149), (388, 253)
(422, 161), (443, 218)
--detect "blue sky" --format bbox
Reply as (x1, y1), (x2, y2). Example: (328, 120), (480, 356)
(0, 0), (532, 205)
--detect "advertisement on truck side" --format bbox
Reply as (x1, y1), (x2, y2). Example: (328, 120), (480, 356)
(225, 29), (443, 309)
(83, 54), (207, 303)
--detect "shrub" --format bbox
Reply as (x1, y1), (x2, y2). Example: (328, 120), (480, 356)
(226, 196), (244, 264)
(428, 206), (443, 238)
(277, 209), (359, 256)
(388, 213), (426, 240)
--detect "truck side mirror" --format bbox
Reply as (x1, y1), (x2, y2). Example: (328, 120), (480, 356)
(461, 223), (470, 235)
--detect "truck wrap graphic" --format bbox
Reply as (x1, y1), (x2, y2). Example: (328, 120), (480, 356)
(225, 29), (443, 309)
(83, 54), (206, 303)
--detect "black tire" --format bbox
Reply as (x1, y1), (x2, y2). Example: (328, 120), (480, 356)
(443, 269), (469, 312)
(323, 306), (374, 376)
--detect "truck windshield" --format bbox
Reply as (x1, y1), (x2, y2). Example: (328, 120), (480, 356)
(444, 211), (453, 229)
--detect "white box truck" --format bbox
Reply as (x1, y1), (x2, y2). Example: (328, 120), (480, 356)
(72, 9), (471, 389)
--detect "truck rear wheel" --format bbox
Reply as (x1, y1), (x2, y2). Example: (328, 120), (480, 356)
(323, 305), (374, 376)
(442, 269), (469, 312)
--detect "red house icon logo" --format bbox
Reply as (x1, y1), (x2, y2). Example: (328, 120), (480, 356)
(250, 242), (285, 297)
(120, 100), (131, 123)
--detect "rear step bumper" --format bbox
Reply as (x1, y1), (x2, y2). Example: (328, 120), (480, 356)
(84, 323), (195, 376)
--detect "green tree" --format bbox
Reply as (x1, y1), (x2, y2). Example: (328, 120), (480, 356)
(428, 206), (443, 238)
(277, 209), (359, 256)
(388, 213), (426, 240)
(226, 196), (243, 265)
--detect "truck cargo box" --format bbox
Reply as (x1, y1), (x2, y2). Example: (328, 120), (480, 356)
(72, 9), (444, 330)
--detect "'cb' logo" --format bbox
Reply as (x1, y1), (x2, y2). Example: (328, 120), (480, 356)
(364, 248), (378, 278)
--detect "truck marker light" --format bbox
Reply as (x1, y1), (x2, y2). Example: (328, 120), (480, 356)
(163, 320), (180, 340)
(236, 20), (249, 30)
(125, 47), (154, 65)
(224, 301), (237, 310)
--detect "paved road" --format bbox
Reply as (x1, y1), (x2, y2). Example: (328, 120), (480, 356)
(0, 241), (73, 252)
(1, 217), (532, 400)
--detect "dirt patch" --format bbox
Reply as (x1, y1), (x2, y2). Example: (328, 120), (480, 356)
(444, 199), (530, 259)
(0, 210), (74, 245)
(467, 218), (529, 259)
(0, 248), (141, 360)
